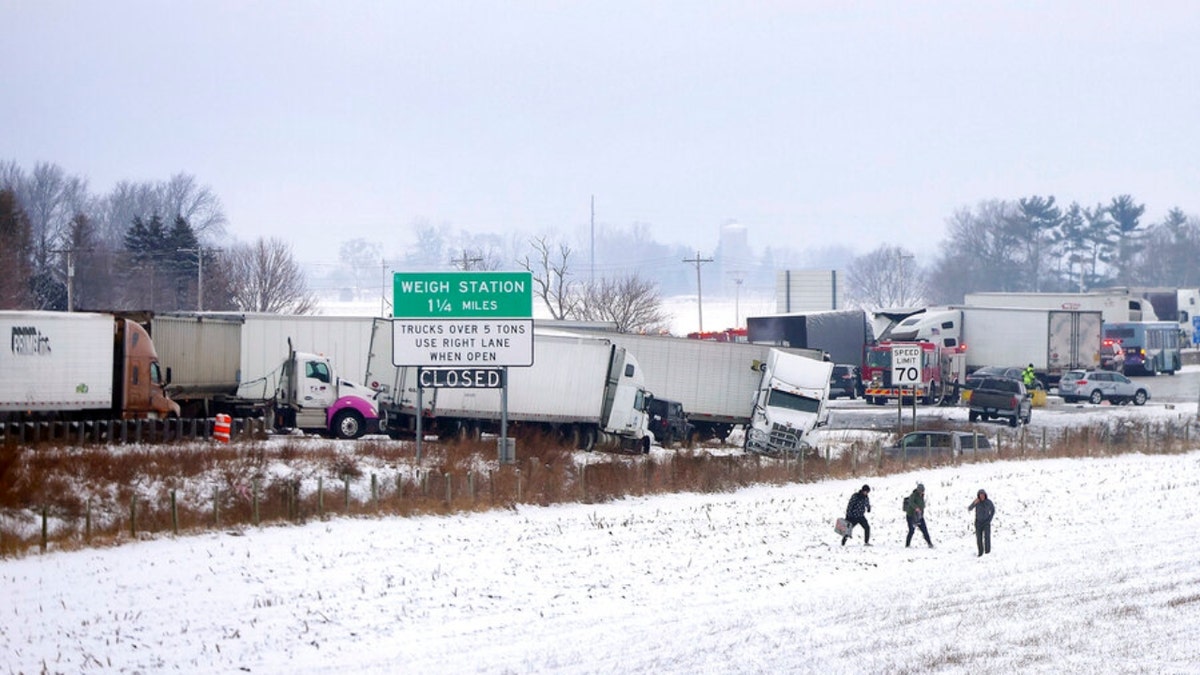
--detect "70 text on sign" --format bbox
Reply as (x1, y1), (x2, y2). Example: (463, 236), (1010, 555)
(891, 345), (923, 386)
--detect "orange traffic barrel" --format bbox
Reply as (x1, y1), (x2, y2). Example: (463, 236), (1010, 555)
(213, 414), (232, 443)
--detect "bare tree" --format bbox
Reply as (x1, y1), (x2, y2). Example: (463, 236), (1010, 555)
(339, 237), (382, 299)
(225, 237), (316, 314)
(572, 274), (671, 333)
(843, 244), (927, 310)
(519, 235), (578, 320)
(158, 173), (227, 240)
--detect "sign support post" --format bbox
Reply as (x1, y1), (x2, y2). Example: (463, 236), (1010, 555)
(891, 344), (922, 435)
(391, 272), (533, 464)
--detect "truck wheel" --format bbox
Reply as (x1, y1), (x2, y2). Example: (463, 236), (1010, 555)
(333, 410), (364, 439)
(578, 426), (597, 451)
(968, 410), (979, 423)
(1133, 390), (1148, 406)
(1089, 390), (1104, 405)
(1008, 414), (1018, 428)
(641, 437), (651, 454)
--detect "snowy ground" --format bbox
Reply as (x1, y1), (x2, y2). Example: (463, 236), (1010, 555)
(4, 440), (1200, 672)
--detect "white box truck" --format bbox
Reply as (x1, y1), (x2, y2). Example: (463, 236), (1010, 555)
(365, 319), (652, 452)
(1, 311), (179, 421)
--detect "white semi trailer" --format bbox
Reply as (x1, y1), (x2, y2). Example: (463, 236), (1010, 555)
(884, 306), (1102, 385)
(1, 311), (179, 421)
(149, 313), (381, 438)
(963, 290), (1157, 324)
(548, 328), (825, 442)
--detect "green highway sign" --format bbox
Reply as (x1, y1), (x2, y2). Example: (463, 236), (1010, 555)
(393, 271), (533, 319)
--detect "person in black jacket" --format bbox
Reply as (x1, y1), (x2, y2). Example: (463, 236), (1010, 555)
(842, 484), (872, 546)
(967, 489), (995, 556)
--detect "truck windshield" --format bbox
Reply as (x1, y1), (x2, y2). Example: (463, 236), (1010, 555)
(767, 388), (822, 414)
(866, 350), (891, 368)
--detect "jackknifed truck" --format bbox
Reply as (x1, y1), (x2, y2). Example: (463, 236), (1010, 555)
(549, 328), (825, 442)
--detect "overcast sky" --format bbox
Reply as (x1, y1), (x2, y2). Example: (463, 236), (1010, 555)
(3, 2), (1198, 267)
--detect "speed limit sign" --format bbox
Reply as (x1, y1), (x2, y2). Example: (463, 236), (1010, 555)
(891, 345), (922, 386)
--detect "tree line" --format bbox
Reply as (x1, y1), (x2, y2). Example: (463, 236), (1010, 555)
(6, 159), (1199, 332)
(844, 195), (1200, 309)
(0, 161), (314, 314)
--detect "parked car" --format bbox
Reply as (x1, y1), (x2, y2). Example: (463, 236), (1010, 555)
(1058, 370), (1149, 405)
(883, 430), (992, 459)
(828, 364), (860, 400)
(967, 377), (1033, 427)
(1099, 339), (1125, 374)
(647, 397), (695, 447)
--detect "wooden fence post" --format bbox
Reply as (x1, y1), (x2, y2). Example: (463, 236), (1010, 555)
(171, 490), (178, 535)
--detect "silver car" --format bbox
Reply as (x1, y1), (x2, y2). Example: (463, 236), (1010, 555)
(1058, 370), (1150, 405)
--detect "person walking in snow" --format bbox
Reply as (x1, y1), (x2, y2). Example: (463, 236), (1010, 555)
(968, 489), (995, 556)
(842, 484), (872, 546)
(905, 482), (934, 548)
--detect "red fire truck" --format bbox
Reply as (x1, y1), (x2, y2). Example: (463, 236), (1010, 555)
(862, 340), (964, 405)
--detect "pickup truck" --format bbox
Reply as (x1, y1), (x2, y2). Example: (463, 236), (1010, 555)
(883, 430), (993, 459)
(967, 377), (1032, 427)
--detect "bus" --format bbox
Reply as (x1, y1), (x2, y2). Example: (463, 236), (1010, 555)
(1101, 321), (1182, 375)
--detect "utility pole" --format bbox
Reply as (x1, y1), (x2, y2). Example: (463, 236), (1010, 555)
(733, 275), (744, 328)
(450, 251), (483, 271)
(683, 251), (714, 333)
(50, 247), (90, 312)
(178, 246), (223, 311)
(590, 195), (595, 285)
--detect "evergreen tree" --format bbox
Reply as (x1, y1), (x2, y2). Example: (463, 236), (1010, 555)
(1108, 194), (1146, 284)
(1013, 195), (1062, 291)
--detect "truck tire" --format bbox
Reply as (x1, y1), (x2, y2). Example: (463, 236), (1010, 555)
(333, 410), (365, 439)
(578, 426), (597, 451)
(1008, 414), (1018, 428)
(968, 410), (979, 423)
(1089, 390), (1104, 405)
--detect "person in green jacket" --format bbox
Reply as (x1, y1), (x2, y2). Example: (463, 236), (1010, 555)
(905, 483), (934, 548)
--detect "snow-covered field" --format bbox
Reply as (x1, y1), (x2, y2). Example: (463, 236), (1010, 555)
(4, 442), (1200, 673)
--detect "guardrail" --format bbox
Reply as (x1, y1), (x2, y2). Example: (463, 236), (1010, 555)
(0, 417), (270, 445)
